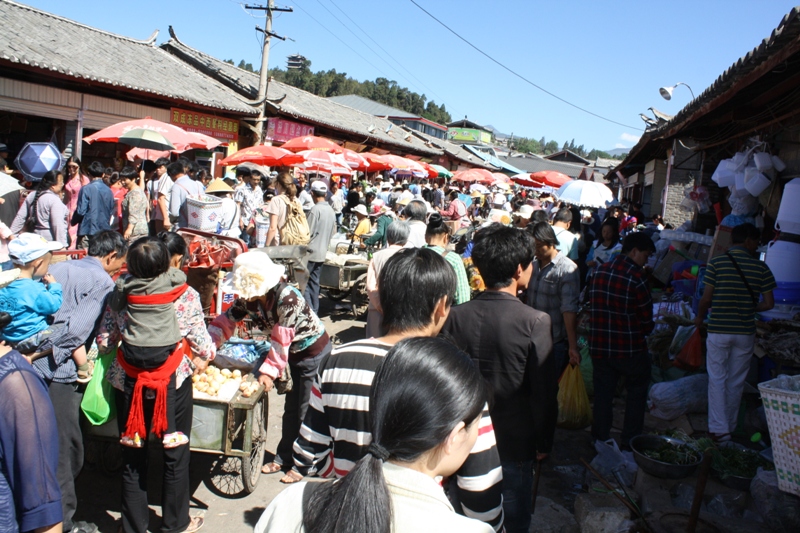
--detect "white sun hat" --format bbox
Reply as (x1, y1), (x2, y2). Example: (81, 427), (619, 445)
(222, 251), (286, 300)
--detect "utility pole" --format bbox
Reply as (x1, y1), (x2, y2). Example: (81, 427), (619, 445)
(246, 1), (292, 143)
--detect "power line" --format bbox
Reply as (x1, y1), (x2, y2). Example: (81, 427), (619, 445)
(408, 0), (638, 130)
(325, 0), (458, 116)
(293, 1), (390, 79)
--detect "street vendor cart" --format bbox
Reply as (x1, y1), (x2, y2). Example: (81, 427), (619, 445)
(320, 247), (370, 318)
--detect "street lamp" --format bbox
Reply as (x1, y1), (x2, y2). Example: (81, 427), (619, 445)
(659, 82), (695, 101)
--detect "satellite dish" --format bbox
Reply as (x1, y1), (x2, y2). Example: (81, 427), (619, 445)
(385, 124), (393, 134)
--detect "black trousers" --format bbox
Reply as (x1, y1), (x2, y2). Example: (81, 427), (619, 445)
(275, 343), (330, 465)
(591, 352), (651, 446)
(116, 376), (193, 533)
(48, 381), (84, 532)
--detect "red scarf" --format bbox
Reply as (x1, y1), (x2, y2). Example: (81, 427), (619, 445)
(117, 283), (190, 440)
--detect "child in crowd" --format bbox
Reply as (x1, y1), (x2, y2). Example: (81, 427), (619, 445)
(0, 233), (92, 381)
(108, 237), (189, 448)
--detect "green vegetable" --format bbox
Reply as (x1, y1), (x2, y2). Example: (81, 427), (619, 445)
(642, 441), (701, 465)
(711, 446), (773, 479)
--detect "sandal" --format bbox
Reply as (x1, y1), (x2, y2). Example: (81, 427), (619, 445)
(280, 470), (304, 484)
(184, 516), (204, 533)
(261, 462), (282, 474)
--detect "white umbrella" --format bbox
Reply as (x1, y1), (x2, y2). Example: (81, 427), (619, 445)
(469, 183), (490, 194)
(555, 180), (614, 208)
(0, 172), (24, 197)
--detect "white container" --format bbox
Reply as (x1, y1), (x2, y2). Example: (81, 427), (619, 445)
(734, 170), (747, 191)
(776, 178), (800, 235)
(712, 159), (736, 187)
(732, 151), (748, 169)
(765, 240), (800, 282)
(255, 217), (270, 248)
(753, 151), (773, 172)
(744, 167), (770, 197)
(186, 196), (224, 232)
(772, 154), (787, 172)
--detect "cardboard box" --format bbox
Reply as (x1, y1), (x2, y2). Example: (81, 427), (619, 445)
(708, 226), (733, 261)
(653, 250), (688, 284)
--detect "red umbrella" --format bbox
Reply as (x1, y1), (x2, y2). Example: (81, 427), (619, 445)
(510, 173), (541, 188)
(530, 171), (572, 188)
(361, 152), (391, 171)
(453, 168), (494, 184)
(491, 172), (511, 183)
(218, 145), (304, 167)
(420, 162), (439, 179)
(281, 135), (343, 153)
(381, 154), (425, 173)
(294, 150), (352, 175)
(83, 117), (221, 151)
(341, 148), (370, 171)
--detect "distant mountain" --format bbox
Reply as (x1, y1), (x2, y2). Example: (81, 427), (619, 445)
(483, 124), (511, 139)
(606, 148), (630, 157)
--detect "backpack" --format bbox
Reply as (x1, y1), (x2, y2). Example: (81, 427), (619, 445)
(279, 195), (310, 245)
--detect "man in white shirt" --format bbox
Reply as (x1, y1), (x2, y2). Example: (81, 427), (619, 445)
(553, 207), (579, 261)
(297, 174), (314, 216)
(147, 157), (170, 235)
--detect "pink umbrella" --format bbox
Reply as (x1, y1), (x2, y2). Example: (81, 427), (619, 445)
(281, 135), (343, 153)
(126, 147), (173, 162)
(382, 154), (426, 174)
(294, 150), (352, 175)
(491, 172), (511, 183)
(341, 148), (370, 171)
(453, 168), (494, 184)
(84, 117), (221, 151)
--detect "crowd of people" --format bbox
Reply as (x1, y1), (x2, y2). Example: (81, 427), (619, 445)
(0, 156), (775, 533)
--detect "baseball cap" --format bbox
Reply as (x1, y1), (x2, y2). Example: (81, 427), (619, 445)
(310, 180), (328, 195)
(8, 233), (64, 265)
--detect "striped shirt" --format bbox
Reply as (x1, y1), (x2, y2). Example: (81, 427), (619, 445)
(32, 257), (114, 383)
(292, 339), (505, 531)
(705, 247), (776, 335)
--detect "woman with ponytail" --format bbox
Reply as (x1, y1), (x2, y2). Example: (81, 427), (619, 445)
(10, 170), (69, 246)
(255, 337), (493, 533)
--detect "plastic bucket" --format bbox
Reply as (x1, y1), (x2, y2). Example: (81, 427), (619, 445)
(772, 154), (787, 172)
(774, 281), (800, 304)
(744, 168), (770, 196)
(765, 240), (800, 283)
(754, 152), (773, 172)
(712, 159), (736, 187)
(776, 178), (800, 235)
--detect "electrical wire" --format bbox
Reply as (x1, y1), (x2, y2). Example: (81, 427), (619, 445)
(408, 0), (639, 130)
(325, 0), (458, 116)
(293, 1), (390, 78)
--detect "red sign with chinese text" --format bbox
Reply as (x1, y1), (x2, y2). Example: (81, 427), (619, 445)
(170, 108), (239, 141)
(265, 118), (314, 143)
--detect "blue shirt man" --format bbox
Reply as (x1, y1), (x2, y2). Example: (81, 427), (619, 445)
(74, 177), (114, 244)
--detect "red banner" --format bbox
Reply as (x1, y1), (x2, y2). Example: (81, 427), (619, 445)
(170, 108), (239, 141)
(266, 118), (314, 143)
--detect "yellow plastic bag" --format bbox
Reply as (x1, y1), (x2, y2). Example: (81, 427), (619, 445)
(557, 364), (592, 429)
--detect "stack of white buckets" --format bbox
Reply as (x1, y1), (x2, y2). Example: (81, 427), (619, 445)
(765, 177), (800, 306)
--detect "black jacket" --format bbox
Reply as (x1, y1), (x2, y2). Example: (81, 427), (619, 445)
(442, 291), (557, 461)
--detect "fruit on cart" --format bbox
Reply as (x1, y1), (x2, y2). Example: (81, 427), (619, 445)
(192, 365), (261, 398)
(239, 379), (260, 398)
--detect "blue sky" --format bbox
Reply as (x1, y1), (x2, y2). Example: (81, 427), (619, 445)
(22, 0), (800, 152)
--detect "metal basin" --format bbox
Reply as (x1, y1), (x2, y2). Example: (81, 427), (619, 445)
(630, 435), (703, 479)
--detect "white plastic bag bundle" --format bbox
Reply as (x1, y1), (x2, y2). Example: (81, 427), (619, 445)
(648, 374), (708, 421)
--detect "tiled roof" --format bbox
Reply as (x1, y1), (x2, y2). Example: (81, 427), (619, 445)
(402, 126), (495, 170)
(613, 6), (800, 175)
(501, 155), (587, 179)
(327, 95), (418, 119)
(0, 0), (256, 114)
(161, 35), (439, 156)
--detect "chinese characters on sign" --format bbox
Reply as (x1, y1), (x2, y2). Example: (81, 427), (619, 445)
(170, 108), (239, 141)
(265, 118), (314, 143)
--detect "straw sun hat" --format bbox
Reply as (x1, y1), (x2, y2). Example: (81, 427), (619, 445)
(205, 179), (234, 195)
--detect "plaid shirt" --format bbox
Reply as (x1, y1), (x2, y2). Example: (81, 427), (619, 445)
(588, 254), (653, 359)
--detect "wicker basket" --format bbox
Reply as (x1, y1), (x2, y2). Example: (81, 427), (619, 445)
(758, 375), (800, 495)
(186, 196), (224, 232)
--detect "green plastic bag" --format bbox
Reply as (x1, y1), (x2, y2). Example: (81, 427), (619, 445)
(80, 349), (117, 425)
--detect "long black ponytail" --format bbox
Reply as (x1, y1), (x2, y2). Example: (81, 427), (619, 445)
(302, 337), (487, 533)
(24, 170), (61, 233)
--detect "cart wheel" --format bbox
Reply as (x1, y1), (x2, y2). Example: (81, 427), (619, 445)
(241, 393), (268, 494)
(349, 274), (369, 319)
(325, 288), (351, 301)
